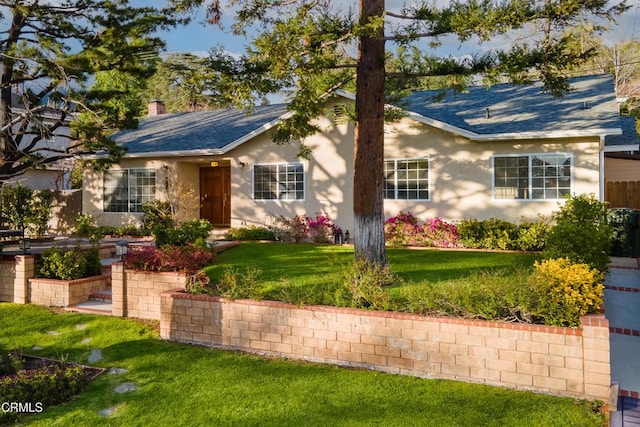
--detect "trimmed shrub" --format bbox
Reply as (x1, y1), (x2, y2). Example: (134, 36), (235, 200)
(39, 248), (103, 280)
(154, 219), (213, 248)
(457, 218), (518, 250)
(160, 244), (216, 274)
(225, 226), (276, 241)
(122, 246), (163, 271)
(528, 258), (604, 327)
(516, 216), (550, 251)
(544, 194), (612, 272)
(123, 244), (215, 274)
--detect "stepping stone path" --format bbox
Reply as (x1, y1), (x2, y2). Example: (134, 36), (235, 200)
(88, 349), (103, 363)
(114, 382), (136, 394)
(108, 368), (128, 375)
(99, 407), (117, 417)
(76, 324), (88, 330)
(81, 338), (92, 345)
(31, 346), (42, 351)
(48, 330), (60, 335)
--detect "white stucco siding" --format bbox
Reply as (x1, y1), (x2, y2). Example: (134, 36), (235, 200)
(381, 118), (601, 223)
(82, 159), (172, 228)
(83, 110), (603, 230)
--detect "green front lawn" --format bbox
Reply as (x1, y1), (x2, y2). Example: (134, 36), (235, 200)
(0, 304), (605, 426)
(205, 242), (539, 301)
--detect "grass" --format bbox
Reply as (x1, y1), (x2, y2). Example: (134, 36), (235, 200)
(0, 304), (605, 426)
(204, 242), (540, 296)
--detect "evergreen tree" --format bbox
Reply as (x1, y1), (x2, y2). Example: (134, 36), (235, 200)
(0, 1), (183, 179)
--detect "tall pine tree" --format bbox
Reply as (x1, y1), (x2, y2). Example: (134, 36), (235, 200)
(0, 1), (183, 179)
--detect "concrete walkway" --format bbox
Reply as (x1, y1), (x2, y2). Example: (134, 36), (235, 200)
(606, 257), (640, 397)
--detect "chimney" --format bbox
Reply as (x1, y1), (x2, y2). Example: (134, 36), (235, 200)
(147, 100), (166, 117)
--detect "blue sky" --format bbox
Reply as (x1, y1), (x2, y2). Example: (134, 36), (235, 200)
(152, 1), (640, 59)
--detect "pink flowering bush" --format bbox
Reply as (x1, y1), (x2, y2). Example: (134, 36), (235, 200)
(385, 211), (459, 248)
(307, 213), (335, 243)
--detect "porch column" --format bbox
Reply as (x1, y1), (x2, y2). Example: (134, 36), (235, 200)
(111, 262), (126, 317)
(14, 255), (35, 304)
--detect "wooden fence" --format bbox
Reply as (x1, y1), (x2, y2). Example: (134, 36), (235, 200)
(606, 181), (640, 209)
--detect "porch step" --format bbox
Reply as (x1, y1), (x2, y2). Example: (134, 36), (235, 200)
(209, 228), (230, 241)
(64, 300), (112, 316)
(65, 290), (113, 315)
(89, 289), (112, 301)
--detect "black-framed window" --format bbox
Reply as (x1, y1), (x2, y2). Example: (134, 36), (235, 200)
(253, 163), (304, 200)
(493, 154), (572, 200)
(103, 168), (156, 213)
(384, 158), (429, 200)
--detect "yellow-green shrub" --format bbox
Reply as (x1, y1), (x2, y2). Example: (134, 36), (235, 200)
(529, 258), (604, 326)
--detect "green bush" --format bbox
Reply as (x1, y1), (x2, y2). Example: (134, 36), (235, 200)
(528, 258), (604, 327)
(73, 213), (103, 243)
(225, 226), (275, 241)
(457, 218), (518, 250)
(0, 360), (88, 424)
(39, 247), (103, 280)
(215, 267), (262, 300)
(333, 259), (395, 310)
(608, 208), (640, 257)
(154, 219), (213, 248)
(400, 268), (536, 322)
(141, 200), (174, 233)
(544, 194), (612, 272)
(516, 216), (550, 251)
(0, 184), (53, 238)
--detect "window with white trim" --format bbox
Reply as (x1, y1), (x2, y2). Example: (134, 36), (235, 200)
(493, 154), (571, 200)
(253, 163), (304, 200)
(384, 158), (429, 200)
(103, 168), (156, 213)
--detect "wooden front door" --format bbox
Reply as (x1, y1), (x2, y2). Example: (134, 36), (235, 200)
(200, 166), (231, 226)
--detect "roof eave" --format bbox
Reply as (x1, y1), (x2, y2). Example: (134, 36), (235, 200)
(219, 110), (294, 154)
(470, 128), (623, 141)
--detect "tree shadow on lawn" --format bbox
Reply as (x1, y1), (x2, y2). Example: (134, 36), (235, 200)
(24, 338), (590, 426)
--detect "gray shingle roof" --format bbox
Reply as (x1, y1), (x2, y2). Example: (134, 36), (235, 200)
(114, 75), (637, 157)
(403, 74), (637, 147)
(113, 104), (288, 155)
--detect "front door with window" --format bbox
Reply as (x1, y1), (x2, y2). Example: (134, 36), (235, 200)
(200, 166), (231, 226)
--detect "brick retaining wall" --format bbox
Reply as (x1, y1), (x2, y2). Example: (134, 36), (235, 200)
(112, 263), (187, 319)
(29, 275), (109, 307)
(160, 291), (611, 401)
(0, 260), (17, 302)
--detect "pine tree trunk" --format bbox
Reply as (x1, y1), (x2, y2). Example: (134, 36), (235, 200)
(353, 0), (387, 266)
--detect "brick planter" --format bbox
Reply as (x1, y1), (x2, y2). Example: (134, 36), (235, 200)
(111, 263), (188, 319)
(29, 275), (109, 307)
(160, 291), (612, 402)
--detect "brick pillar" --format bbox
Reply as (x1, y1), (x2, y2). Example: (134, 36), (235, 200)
(581, 314), (611, 401)
(14, 255), (35, 304)
(111, 262), (126, 317)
